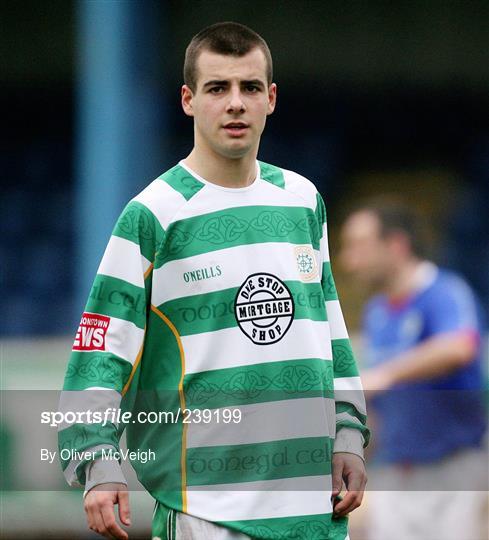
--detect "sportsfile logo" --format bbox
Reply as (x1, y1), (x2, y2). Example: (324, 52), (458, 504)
(73, 312), (110, 351)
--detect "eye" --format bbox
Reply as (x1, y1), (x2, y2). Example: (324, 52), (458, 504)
(245, 84), (260, 93)
(209, 86), (225, 94)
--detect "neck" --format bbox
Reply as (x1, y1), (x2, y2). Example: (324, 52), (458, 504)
(384, 258), (423, 302)
(183, 144), (258, 188)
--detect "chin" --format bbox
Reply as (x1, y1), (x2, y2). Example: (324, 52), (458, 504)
(220, 144), (253, 159)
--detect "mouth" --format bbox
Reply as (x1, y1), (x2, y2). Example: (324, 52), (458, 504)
(223, 122), (249, 137)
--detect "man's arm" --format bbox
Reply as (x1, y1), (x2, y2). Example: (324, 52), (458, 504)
(315, 193), (370, 516)
(362, 331), (478, 393)
(58, 200), (164, 538)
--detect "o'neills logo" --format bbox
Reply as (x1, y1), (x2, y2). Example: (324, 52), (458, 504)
(73, 312), (110, 351)
(234, 273), (295, 345)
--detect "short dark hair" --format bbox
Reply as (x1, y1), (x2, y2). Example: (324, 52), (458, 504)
(348, 196), (427, 258)
(184, 22), (273, 92)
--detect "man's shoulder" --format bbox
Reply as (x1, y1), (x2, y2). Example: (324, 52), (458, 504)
(259, 160), (319, 210)
(424, 266), (474, 299)
(130, 163), (199, 230)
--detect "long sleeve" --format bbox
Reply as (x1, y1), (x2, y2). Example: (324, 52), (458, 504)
(315, 193), (370, 459)
(58, 200), (164, 487)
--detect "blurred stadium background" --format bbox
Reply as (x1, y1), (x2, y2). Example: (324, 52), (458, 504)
(1, 1), (488, 538)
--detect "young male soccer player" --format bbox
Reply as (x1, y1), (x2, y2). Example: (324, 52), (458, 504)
(59, 22), (369, 540)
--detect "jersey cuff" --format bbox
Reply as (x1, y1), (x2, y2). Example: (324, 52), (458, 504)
(83, 457), (127, 498)
(333, 427), (365, 462)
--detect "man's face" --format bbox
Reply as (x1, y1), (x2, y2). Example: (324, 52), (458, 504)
(181, 47), (276, 160)
(339, 211), (392, 290)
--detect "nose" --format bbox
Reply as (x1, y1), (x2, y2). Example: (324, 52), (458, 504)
(226, 87), (246, 114)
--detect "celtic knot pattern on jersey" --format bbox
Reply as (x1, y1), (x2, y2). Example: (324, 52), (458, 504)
(117, 205), (154, 242)
(65, 355), (132, 391)
(272, 365), (323, 393)
(326, 274), (336, 295)
(185, 363), (334, 407)
(164, 227), (193, 256)
(241, 516), (348, 539)
(160, 210), (318, 263)
(250, 211), (296, 237)
(298, 214), (321, 246)
(196, 215), (249, 243)
(182, 379), (220, 405)
(221, 370), (272, 398)
(221, 371), (272, 399)
(332, 342), (355, 374)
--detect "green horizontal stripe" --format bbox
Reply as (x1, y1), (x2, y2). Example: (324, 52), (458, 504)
(332, 339), (359, 378)
(315, 192), (327, 229)
(112, 200), (165, 263)
(322, 262), (338, 301)
(159, 281), (326, 337)
(336, 402), (368, 425)
(259, 160), (285, 189)
(58, 423), (120, 471)
(219, 512), (348, 540)
(85, 274), (146, 329)
(63, 351), (133, 392)
(159, 164), (205, 201)
(186, 436), (333, 486)
(185, 358), (334, 410)
(156, 205), (321, 267)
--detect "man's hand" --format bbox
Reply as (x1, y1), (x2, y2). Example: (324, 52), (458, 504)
(84, 482), (131, 540)
(331, 453), (367, 518)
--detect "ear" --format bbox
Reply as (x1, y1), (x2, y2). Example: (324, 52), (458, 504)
(181, 85), (194, 117)
(267, 83), (277, 115)
(388, 231), (411, 258)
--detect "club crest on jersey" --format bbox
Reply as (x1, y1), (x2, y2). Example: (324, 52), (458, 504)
(73, 312), (110, 351)
(294, 245), (318, 282)
(234, 273), (295, 345)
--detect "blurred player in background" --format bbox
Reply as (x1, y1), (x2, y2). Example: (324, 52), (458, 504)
(340, 198), (488, 540)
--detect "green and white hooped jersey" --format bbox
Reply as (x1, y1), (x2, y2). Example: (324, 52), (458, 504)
(59, 161), (369, 540)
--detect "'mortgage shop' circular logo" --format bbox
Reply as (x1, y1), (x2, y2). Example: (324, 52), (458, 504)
(234, 273), (295, 345)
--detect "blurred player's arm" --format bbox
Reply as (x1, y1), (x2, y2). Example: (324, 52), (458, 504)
(362, 330), (478, 393)
(316, 193), (370, 517)
(362, 277), (480, 393)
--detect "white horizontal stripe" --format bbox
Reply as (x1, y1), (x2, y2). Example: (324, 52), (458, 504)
(173, 179), (313, 222)
(282, 169), (318, 210)
(103, 316), (144, 365)
(58, 387), (122, 431)
(320, 222), (330, 263)
(186, 397), (335, 449)
(133, 179), (187, 230)
(325, 300), (349, 339)
(334, 375), (363, 392)
(334, 376), (367, 415)
(153, 242), (320, 305)
(186, 475), (333, 521)
(182, 320), (332, 374)
(97, 235), (146, 288)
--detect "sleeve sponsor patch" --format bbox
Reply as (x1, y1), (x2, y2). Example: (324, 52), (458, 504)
(73, 312), (110, 351)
